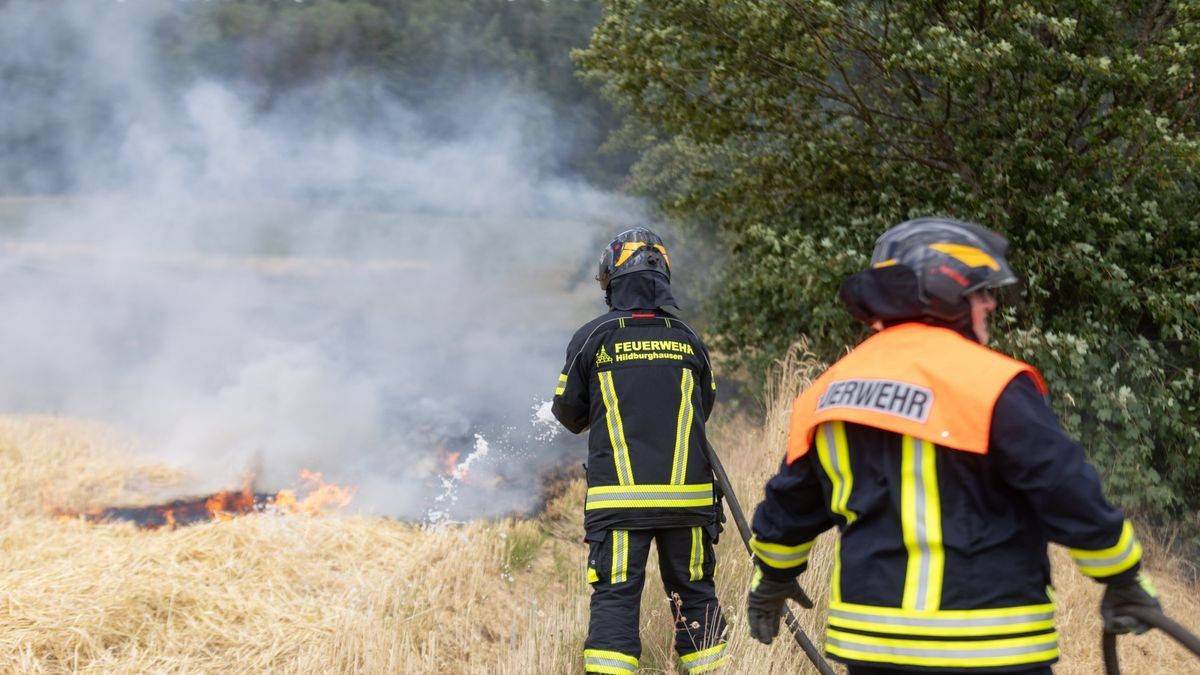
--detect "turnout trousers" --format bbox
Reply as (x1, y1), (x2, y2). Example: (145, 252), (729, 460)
(583, 527), (729, 674)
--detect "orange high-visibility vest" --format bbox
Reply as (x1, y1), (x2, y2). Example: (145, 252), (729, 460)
(785, 323), (1046, 463)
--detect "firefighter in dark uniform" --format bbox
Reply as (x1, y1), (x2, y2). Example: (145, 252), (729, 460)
(746, 217), (1161, 674)
(552, 227), (729, 674)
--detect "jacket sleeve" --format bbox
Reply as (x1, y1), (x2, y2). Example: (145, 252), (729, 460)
(990, 374), (1142, 583)
(551, 335), (590, 434)
(697, 340), (716, 422)
(749, 453), (836, 580)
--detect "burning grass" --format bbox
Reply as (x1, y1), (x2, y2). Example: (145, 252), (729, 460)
(1, 347), (1197, 673)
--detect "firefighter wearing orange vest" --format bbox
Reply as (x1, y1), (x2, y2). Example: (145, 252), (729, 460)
(746, 217), (1161, 674)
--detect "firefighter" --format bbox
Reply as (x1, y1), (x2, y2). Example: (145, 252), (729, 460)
(746, 217), (1162, 674)
(552, 227), (728, 674)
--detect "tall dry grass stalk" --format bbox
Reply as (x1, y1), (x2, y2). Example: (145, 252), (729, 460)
(0, 341), (1196, 674)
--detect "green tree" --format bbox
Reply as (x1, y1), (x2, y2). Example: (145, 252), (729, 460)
(577, 1), (1200, 538)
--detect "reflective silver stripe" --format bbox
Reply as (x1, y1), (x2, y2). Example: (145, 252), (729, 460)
(827, 634), (1058, 660)
(819, 423), (854, 520)
(750, 540), (812, 567)
(671, 369), (695, 484)
(912, 438), (931, 610)
(585, 484), (714, 509)
(611, 530), (628, 584)
(1070, 521), (1142, 577)
(1076, 541), (1136, 570)
(584, 656), (636, 672)
(689, 527), (704, 581)
(681, 642), (727, 670)
(831, 608), (1055, 629)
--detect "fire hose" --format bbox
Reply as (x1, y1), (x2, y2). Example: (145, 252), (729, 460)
(705, 442), (837, 675)
(1102, 605), (1200, 675)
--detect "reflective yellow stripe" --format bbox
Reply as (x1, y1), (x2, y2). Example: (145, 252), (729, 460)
(816, 422), (854, 604)
(586, 567), (599, 584)
(598, 371), (634, 485)
(829, 601), (1056, 637)
(1070, 520), (1142, 578)
(826, 628), (1059, 668)
(689, 526), (704, 581)
(671, 369), (695, 484)
(900, 435), (944, 611)
(749, 535), (813, 570)
(583, 648), (638, 674)
(680, 641), (728, 673)
(555, 372), (567, 396)
(611, 530), (629, 584)
(585, 483), (714, 510)
(815, 421), (857, 523)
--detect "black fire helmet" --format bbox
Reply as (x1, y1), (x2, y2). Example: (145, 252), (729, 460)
(841, 216), (1017, 325)
(596, 227), (671, 291)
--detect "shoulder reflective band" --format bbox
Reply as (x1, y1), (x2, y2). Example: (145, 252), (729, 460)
(585, 483), (714, 510)
(583, 648), (638, 674)
(1070, 520), (1142, 578)
(829, 602), (1056, 638)
(680, 642), (728, 673)
(555, 372), (567, 396)
(826, 629), (1059, 669)
(749, 534), (814, 570)
(671, 369), (696, 484)
(597, 371), (634, 485)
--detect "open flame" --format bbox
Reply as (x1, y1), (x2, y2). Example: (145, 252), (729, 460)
(54, 470), (355, 529)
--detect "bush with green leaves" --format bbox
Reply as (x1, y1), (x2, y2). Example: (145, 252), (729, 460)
(577, 1), (1200, 539)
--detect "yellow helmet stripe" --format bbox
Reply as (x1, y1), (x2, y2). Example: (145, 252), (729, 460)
(614, 241), (646, 268)
(929, 243), (1000, 270)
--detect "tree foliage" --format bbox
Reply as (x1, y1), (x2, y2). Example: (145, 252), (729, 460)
(577, 1), (1200, 537)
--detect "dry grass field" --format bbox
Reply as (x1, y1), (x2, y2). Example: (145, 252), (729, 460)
(0, 348), (1196, 674)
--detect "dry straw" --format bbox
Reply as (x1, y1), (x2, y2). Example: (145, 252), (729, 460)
(0, 343), (1196, 673)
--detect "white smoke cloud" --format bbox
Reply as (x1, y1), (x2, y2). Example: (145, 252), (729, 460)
(0, 0), (646, 518)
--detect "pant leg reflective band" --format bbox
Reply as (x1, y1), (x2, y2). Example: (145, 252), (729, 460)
(688, 526), (705, 581)
(826, 628), (1059, 669)
(1070, 520), (1142, 578)
(583, 648), (638, 674)
(749, 534), (813, 570)
(555, 372), (567, 396)
(670, 369), (696, 485)
(585, 483), (714, 510)
(900, 435), (944, 612)
(829, 601), (1056, 637)
(598, 371), (634, 485)
(680, 641), (728, 673)
(611, 530), (629, 584)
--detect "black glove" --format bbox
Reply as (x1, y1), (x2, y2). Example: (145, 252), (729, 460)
(746, 567), (814, 645)
(1101, 572), (1162, 635)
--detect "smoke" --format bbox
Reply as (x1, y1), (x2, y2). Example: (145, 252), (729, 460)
(0, 0), (644, 518)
